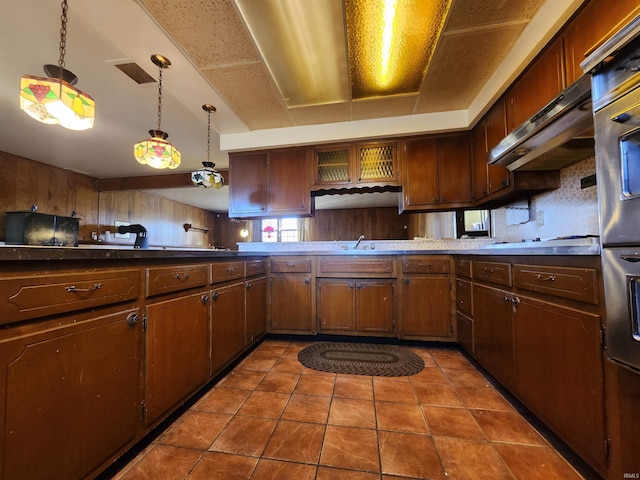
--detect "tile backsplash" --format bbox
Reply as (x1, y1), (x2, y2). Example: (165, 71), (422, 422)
(492, 156), (599, 242)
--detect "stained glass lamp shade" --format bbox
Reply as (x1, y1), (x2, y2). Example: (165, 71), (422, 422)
(191, 161), (224, 188)
(134, 129), (181, 170)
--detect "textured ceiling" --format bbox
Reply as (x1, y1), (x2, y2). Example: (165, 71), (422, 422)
(140, 0), (547, 131)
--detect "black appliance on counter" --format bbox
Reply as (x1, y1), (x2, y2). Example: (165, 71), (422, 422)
(583, 13), (640, 371)
(5, 211), (79, 247)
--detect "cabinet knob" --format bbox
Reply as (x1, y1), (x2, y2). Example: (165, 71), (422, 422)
(125, 312), (140, 326)
(246, 282), (252, 289)
(212, 291), (220, 300)
(404, 279), (410, 285)
(201, 294), (209, 304)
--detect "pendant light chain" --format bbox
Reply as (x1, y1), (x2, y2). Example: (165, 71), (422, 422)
(58, 0), (68, 76)
(206, 108), (211, 162)
(156, 65), (163, 131)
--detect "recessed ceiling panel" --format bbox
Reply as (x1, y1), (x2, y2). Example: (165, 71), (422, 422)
(352, 94), (419, 120)
(445, 0), (547, 30)
(347, 0), (453, 100)
(235, 0), (349, 108)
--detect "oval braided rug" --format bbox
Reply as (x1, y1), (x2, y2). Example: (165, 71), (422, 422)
(298, 342), (424, 377)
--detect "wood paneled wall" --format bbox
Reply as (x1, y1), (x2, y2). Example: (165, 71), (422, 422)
(306, 207), (409, 241)
(0, 151), (99, 241)
(0, 151), (239, 249)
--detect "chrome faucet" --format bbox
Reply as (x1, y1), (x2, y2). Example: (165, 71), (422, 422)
(354, 235), (365, 249)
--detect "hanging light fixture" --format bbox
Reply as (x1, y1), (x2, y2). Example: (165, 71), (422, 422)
(191, 104), (224, 188)
(19, 0), (95, 130)
(134, 54), (181, 170)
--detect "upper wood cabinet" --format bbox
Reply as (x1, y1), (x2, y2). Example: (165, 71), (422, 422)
(311, 141), (399, 190)
(563, 0), (640, 85)
(472, 98), (511, 202)
(400, 133), (473, 212)
(229, 147), (312, 218)
(506, 35), (565, 133)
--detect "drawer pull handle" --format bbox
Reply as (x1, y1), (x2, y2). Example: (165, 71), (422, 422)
(125, 313), (139, 326)
(285, 262), (296, 268)
(225, 267), (234, 273)
(483, 267), (494, 273)
(175, 273), (191, 280)
(535, 274), (556, 282)
(65, 283), (102, 293)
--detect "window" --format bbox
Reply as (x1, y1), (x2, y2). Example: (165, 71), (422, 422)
(261, 218), (299, 242)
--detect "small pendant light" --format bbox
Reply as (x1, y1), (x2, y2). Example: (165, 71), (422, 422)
(19, 0), (95, 130)
(191, 104), (224, 188)
(134, 54), (181, 170)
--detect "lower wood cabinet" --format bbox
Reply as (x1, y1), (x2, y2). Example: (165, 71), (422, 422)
(0, 307), (142, 480)
(472, 283), (516, 389)
(400, 276), (451, 338)
(270, 274), (314, 333)
(514, 297), (606, 473)
(210, 281), (246, 375)
(317, 278), (395, 335)
(269, 257), (315, 333)
(245, 276), (267, 345)
(144, 290), (210, 426)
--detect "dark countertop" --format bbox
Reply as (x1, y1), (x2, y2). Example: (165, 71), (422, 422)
(0, 240), (600, 262)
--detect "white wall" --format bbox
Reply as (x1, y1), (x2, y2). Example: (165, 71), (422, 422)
(491, 156), (599, 242)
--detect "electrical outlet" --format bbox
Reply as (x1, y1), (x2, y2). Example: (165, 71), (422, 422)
(115, 221), (130, 238)
(536, 211), (544, 226)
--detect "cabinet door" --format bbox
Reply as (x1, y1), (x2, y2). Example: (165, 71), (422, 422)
(210, 282), (245, 374)
(270, 274), (314, 332)
(437, 134), (473, 206)
(229, 153), (268, 217)
(268, 148), (312, 216)
(514, 298), (606, 472)
(312, 144), (355, 188)
(0, 308), (142, 480)
(485, 98), (511, 195)
(145, 291), (209, 425)
(401, 137), (439, 208)
(401, 276), (451, 337)
(245, 276), (267, 345)
(472, 118), (489, 201)
(506, 36), (564, 132)
(356, 142), (399, 185)
(356, 280), (395, 334)
(317, 279), (356, 331)
(563, 0), (640, 84)
(473, 283), (515, 389)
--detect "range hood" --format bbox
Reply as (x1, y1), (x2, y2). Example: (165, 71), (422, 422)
(488, 75), (595, 171)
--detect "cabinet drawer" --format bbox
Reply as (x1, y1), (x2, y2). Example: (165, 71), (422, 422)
(211, 261), (244, 284)
(146, 264), (209, 297)
(402, 255), (450, 274)
(455, 259), (472, 278)
(472, 261), (512, 287)
(271, 257), (312, 273)
(318, 256), (396, 276)
(513, 264), (599, 304)
(245, 259), (266, 277)
(0, 268), (140, 324)
(456, 279), (472, 316)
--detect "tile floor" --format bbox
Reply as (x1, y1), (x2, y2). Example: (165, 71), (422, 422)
(106, 339), (596, 480)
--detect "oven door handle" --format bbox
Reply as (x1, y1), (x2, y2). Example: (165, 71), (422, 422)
(620, 254), (640, 263)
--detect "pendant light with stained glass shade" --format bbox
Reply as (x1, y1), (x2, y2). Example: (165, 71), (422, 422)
(19, 0), (95, 130)
(134, 54), (181, 170)
(191, 104), (224, 188)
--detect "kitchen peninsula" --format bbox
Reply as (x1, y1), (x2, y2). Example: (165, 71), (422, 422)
(0, 238), (606, 478)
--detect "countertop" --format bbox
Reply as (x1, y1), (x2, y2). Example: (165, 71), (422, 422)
(0, 237), (600, 262)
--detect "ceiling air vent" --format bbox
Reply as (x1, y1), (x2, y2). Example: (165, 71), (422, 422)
(114, 62), (156, 84)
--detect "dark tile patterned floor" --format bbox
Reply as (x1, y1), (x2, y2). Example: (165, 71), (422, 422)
(108, 339), (596, 480)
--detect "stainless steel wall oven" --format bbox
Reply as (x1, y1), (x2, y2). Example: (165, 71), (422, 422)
(584, 14), (640, 370)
